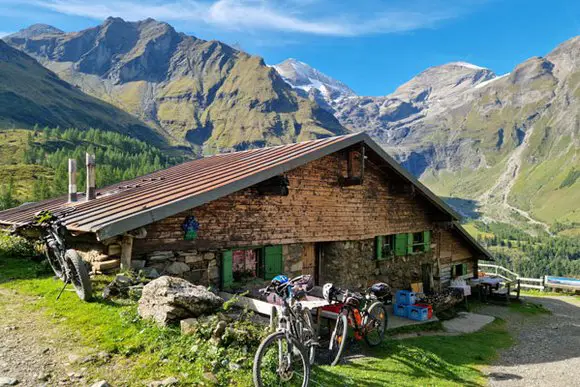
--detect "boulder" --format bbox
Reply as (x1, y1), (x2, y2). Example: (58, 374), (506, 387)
(165, 262), (190, 275)
(138, 276), (224, 326)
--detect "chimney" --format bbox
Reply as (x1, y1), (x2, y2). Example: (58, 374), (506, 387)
(86, 153), (96, 201)
(68, 158), (77, 202)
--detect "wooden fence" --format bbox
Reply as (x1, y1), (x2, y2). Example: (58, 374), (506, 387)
(478, 262), (545, 290)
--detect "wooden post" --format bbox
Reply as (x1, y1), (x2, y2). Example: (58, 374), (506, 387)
(68, 158), (77, 202)
(120, 234), (134, 272)
(86, 153), (96, 201)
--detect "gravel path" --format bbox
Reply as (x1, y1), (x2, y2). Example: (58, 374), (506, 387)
(481, 296), (580, 387)
(0, 288), (98, 387)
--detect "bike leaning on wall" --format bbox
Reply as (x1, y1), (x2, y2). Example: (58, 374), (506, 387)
(253, 275), (316, 387)
(323, 282), (389, 366)
(15, 210), (92, 301)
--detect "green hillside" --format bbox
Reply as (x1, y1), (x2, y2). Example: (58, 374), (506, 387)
(0, 128), (182, 209)
(0, 40), (164, 146)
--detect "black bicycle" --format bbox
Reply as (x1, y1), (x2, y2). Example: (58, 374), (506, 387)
(323, 283), (389, 366)
(17, 210), (92, 301)
(253, 275), (317, 387)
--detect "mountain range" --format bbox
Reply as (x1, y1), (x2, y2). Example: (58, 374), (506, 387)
(274, 41), (580, 234)
(1, 18), (578, 234)
(4, 19), (346, 155)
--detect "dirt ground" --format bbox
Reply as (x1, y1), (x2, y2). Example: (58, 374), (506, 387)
(481, 296), (580, 387)
(0, 288), (99, 386)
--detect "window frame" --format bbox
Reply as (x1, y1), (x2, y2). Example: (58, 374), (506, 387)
(375, 235), (395, 260)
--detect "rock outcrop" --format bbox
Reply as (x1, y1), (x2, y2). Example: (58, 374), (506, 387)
(138, 276), (223, 326)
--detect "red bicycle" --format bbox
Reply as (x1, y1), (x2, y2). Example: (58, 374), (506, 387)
(323, 283), (390, 366)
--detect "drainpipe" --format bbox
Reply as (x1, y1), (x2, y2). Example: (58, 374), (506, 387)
(68, 158), (77, 203)
(86, 153), (96, 201)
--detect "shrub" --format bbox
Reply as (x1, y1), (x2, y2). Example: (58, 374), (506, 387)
(0, 231), (36, 258)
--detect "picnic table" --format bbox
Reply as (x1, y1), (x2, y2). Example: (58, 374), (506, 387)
(469, 277), (511, 303)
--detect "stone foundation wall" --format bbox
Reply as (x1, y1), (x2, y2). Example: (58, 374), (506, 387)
(319, 239), (377, 290)
(283, 244), (306, 279)
(133, 249), (220, 287)
(318, 239), (440, 291)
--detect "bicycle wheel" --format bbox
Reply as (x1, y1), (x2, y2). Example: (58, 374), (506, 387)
(44, 244), (65, 280)
(363, 302), (387, 347)
(253, 331), (309, 387)
(328, 312), (348, 366)
(301, 308), (316, 365)
(64, 249), (93, 301)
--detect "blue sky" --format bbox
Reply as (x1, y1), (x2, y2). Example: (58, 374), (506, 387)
(1, 0), (579, 95)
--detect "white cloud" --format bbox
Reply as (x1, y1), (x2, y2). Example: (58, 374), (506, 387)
(29, 0), (478, 37)
(0, 31), (13, 38)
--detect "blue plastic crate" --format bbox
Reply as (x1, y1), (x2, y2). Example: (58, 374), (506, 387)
(407, 305), (429, 321)
(395, 290), (416, 305)
(393, 303), (408, 318)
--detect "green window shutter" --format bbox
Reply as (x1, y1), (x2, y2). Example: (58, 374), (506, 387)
(462, 263), (468, 276)
(407, 233), (414, 255)
(395, 234), (408, 256)
(221, 250), (233, 289)
(424, 231), (431, 252)
(264, 245), (283, 280)
(376, 236), (383, 260)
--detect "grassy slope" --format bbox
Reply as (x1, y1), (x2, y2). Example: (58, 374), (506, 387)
(420, 71), (580, 234)
(0, 129), (52, 198)
(0, 40), (164, 146)
(0, 254), (513, 386)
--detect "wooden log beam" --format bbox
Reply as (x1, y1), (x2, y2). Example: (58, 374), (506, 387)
(120, 234), (134, 272)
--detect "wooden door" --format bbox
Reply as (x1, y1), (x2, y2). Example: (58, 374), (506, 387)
(302, 243), (316, 279)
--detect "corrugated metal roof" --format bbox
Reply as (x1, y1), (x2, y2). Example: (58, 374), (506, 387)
(0, 133), (462, 241)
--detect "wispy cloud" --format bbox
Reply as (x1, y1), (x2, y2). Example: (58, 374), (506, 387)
(0, 31), (13, 38)
(28, 0), (479, 37)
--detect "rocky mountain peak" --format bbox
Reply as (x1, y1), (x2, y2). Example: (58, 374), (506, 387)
(509, 56), (555, 85)
(546, 35), (580, 79)
(7, 23), (64, 39)
(391, 61), (496, 104)
(273, 58), (356, 101)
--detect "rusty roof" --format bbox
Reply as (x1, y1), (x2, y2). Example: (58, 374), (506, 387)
(0, 133), (462, 240)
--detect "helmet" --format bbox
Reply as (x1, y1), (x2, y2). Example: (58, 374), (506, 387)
(370, 282), (391, 298)
(271, 275), (289, 287)
(323, 283), (336, 303)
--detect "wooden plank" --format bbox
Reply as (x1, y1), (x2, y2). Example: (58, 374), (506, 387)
(219, 292), (277, 316)
(302, 243), (316, 277)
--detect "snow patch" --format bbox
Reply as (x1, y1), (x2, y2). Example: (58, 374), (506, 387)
(474, 73), (510, 89)
(449, 61), (488, 70)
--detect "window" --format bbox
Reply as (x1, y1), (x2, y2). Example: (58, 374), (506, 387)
(221, 245), (283, 289)
(407, 231), (431, 254)
(375, 235), (395, 260)
(381, 231), (433, 257)
(411, 232), (424, 253)
(452, 263), (469, 278)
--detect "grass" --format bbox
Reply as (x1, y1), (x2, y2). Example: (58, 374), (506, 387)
(0, 254), (515, 386)
(0, 255), (262, 386)
(508, 300), (551, 315)
(314, 319), (512, 386)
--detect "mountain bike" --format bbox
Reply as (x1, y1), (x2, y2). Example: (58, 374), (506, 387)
(16, 210), (92, 301)
(324, 284), (388, 366)
(253, 275), (317, 387)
